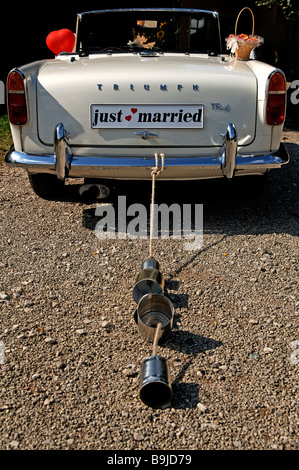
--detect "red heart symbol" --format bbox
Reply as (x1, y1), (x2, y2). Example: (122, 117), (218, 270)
(125, 115), (132, 122)
(131, 108), (138, 114)
(46, 29), (76, 55)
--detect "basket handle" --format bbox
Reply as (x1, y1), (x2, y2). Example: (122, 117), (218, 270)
(235, 7), (255, 36)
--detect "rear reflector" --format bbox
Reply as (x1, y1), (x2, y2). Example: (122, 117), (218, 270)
(7, 70), (28, 125)
(266, 70), (286, 126)
(268, 71), (286, 92)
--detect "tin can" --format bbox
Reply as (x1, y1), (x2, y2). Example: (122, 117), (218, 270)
(136, 293), (174, 343)
(133, 258), (164, 304)
(139, 355), (172, 409)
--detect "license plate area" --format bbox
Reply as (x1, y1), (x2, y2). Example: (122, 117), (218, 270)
(91, 105), (204, 129)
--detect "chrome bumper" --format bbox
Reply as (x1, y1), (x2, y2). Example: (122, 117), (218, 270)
(5, 123), (289, 180)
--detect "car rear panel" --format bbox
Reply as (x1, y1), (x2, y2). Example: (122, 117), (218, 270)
(36, 54), (257, 153)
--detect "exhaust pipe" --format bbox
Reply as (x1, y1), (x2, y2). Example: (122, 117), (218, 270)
(79, 183), (110, 203)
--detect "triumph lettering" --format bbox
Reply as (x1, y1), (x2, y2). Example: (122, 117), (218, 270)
(96, 83), (200, 92)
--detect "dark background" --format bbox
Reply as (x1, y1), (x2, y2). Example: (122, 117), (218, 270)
(1, 0), (298, 125)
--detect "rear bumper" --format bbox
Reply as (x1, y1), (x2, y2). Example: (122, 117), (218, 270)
(5, 146), (290, 180)
(5, 123), (289, 180)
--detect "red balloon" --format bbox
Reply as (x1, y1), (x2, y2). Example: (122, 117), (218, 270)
(46, 29), (76, 55)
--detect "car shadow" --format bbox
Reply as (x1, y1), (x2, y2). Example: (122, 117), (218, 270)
(78, 141), (298, 238)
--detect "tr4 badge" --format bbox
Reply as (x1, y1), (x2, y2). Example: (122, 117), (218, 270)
(211, 103), (231, 112)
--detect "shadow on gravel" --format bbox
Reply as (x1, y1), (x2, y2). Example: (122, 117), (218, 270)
(163, 331), (222, 409)
(80, 142), (298, 238)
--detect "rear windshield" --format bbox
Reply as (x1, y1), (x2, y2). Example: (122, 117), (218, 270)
(76, 9), (221, 55)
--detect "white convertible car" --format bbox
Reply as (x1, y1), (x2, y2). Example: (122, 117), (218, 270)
(6, 8), (289, 199)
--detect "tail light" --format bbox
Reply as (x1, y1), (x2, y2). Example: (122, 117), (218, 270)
(266, 70), (286, 126)
(7, 70), (28, 125)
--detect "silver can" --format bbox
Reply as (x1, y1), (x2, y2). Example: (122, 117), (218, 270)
(139, 355), (172, 409)
(136, 293), (174, 343)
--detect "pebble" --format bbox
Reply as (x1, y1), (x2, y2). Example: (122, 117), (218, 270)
(56, 361), (66, 370)
(9, 440), (19, 449)
(75, 329), (86, 336)
(173, 361), (182, 367)
(31, 374), (41, 380)
(0, 293), (10, 300)
(249, 352), (260, 360)
(16, 332), (25, 339)
(100, 321), (115, 332)
(290, 340), (299, 349)
(43, 398), (53, 406)
(133, 432), (144, 441)
(290, 349), (299, 365)
(13, 289), (23, 298)
(44, 337), (57, 344)
(233, 440), (242, 448)
(197, 403), (207, 413)
(123, 364), (138, 377)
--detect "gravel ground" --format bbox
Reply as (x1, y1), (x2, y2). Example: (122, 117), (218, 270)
(0, 131), (298, 451)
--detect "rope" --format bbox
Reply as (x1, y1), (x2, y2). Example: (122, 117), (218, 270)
(149, 154), (164, 356)
(149, 153), (165, 258)
(152, 322), (162, 356)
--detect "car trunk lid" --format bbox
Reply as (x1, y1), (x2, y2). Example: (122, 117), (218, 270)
(36, 54), (257, 149)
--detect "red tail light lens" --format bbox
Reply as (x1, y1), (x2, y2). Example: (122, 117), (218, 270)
(266, 71), (286, 126)
(7, 70), (28, 125)
(269, 71), (286, 92)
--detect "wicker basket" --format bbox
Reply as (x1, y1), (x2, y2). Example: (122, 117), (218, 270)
(234, 7), (256, 60)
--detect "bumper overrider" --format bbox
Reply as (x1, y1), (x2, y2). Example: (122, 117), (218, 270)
(5, 123), (289, 180)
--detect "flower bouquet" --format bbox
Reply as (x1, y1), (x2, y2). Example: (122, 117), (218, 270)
(226, 8), (264, 60)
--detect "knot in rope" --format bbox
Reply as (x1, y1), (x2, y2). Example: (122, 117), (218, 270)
(151, 153), (165, 178)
